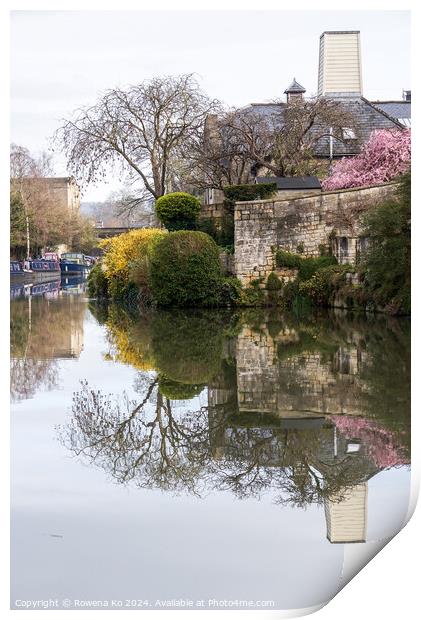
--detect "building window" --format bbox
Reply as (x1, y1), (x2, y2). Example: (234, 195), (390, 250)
(342, 127), (356, 140)
(346, 442), (361, 454)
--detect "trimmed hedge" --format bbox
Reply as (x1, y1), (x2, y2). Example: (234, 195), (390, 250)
(158, 375), (205, 400)
(223, 183), (277, 205)
(150, 231), (223, 307)
(155, 192), (201, 231)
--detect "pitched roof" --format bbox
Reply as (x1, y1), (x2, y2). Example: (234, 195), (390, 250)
(256, 176), (321, 190)
(284, 78), (306, 94)
(370, 101), (411, 122)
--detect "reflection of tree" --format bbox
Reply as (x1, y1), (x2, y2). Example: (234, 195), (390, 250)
(61, 380), (212, 494)
(61, 304), (410, 507)
(61, 382), (389, 507)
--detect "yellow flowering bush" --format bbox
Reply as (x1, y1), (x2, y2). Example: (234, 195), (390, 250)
(99, 228), (166, 283)
(105, 310), (156, 371)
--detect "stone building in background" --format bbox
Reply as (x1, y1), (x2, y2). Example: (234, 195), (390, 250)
(41, 176), (81, 212)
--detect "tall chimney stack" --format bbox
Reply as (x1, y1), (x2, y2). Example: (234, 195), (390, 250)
(318, 31), (363, 97)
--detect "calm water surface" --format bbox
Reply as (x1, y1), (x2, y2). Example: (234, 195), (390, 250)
(10, 278), (411, 612)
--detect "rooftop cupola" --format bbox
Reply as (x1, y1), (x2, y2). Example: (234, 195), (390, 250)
(284, 78), (306, 103)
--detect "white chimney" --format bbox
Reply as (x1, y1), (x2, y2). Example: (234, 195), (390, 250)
(318, 31), (363, 97)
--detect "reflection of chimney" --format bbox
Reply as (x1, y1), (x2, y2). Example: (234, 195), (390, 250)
(325, 483), (368, 543)
(318, 31), (363, 97)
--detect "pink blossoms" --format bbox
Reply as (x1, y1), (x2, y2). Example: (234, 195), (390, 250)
(322, 129), (411, 191)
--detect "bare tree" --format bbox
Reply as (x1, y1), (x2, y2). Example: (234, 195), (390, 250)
(187, 97), (357, 191)
(10, 144), (57, 257)
(55, 74), (220, 212)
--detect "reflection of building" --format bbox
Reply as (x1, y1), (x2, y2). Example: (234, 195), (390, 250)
(235, 324), (367, 418)
(10, 294), (85, 360)
(325, 484), (367, 543)
(206, 319), (384, 544)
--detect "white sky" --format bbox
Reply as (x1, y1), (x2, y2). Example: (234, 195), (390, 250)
(10, 10), (411, 201)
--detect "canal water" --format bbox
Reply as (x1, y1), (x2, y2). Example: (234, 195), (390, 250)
(10, 279), (411, 612)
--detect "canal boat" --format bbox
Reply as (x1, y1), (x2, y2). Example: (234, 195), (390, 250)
(10, 259), (61, 283)
(60, 253), (94, 275)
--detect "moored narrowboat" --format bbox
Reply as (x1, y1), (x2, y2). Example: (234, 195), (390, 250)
(10, 259), (61, 283)
(60, 253), (94, 275)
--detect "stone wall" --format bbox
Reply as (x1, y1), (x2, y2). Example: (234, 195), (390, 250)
(235, 324), (368, 417)
(234, 182), (397, 284)
(199, 202), (230, 227)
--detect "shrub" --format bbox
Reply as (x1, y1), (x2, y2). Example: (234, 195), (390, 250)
(299, 265), (349, 306)
(155, 192), (201, 231)
(197, 212), (234, 248)
(87, 264), (108, 299)
(360, 172), (410, 314)
(275, 250), (302, 269)
(266, 272), (283, 291)
(151, 310), (223, 383)
(223, 183), (277, 205)
(219, 277), (243, 306)
(150, 231), (223, 307)
(158, 375), (205, 400)
(275, 250), (337, 280)
(99, 228), (165, 282)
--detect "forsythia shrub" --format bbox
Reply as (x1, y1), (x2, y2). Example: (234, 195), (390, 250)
(99, 228), (166, 282)
(150, 231), (223, 306)
(155, 192), (201, 231)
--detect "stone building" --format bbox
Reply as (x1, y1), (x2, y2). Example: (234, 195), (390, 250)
(17, 176), (81, 212)
(42, 176), (80, 212)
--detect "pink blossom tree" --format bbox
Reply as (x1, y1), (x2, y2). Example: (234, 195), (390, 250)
(331, 415), (408, 469)
(322, 129), (411, 191)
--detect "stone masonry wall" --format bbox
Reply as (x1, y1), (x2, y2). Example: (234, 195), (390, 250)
(234, 182), (397, 284)
(199, 202), (230, 227)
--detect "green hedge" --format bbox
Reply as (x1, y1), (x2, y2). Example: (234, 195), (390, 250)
(223, 183), (277, 205)
(87, 264), (108, 299)
(155, 192), (201, 231)
(150, 231), (223, 306)
(158, 375), (205, 400)
(276, 250), (337, 281)
(151, 310), (223, 383)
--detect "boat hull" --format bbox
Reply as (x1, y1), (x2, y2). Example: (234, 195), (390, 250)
(60, 262), (91, 275)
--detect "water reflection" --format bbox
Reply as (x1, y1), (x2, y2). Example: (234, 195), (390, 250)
(10, 279), (86, 401)
(58, 305), (410, 544)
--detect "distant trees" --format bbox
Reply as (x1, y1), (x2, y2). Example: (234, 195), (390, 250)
(55, 74), (220, 215)
(10, 143), (98, 257)
(322, 129), (411, 190)
(10, 143), (57, 257)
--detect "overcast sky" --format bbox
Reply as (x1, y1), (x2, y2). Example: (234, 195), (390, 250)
(10, 10), (410, 201)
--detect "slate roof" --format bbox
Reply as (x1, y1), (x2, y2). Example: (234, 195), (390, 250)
(256, 176), (321, 190)
(370, 101), (411, 126)
(313, 96), (404, 157)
